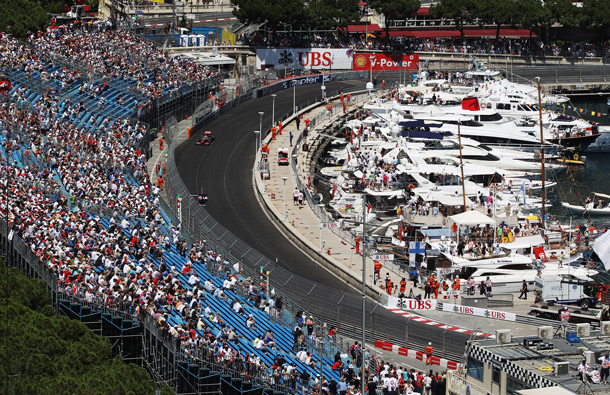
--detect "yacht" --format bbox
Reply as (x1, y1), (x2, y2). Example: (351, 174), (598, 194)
(430, 235), (597, 293)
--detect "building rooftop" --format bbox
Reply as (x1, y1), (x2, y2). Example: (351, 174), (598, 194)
(472, 334), (610, 393)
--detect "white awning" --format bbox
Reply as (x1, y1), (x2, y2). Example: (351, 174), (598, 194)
(499, 234), (545, 249)
(418, 191), (465, 206)
(449, 210), (495, 226)
(364, 188), (405, 198)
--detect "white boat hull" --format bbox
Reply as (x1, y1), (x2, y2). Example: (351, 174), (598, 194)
(561, 202), (610, 216)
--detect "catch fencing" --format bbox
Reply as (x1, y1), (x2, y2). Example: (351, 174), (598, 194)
(161, 79), (467, 362)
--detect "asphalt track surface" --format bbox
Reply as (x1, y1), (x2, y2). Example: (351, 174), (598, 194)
(175, 81), (365, 292)
(175, 81), (472, 359)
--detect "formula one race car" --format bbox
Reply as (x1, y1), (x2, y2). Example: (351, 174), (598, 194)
(195, 131), (215, 146)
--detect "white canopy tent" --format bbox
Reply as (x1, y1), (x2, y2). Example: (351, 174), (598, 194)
(593, 230), (610, 271)
(449, 210), (496, 226)
(449, 210), (496, 246)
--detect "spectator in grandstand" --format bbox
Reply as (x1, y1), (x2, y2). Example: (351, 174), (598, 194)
(246, 314), (257, 330)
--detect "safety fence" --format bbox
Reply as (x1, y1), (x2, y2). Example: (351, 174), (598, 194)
(0, 218), (348, 394)
(161, 79), (468, 363)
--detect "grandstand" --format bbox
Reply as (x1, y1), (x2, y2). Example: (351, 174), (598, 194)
(0, 23), (357, 395)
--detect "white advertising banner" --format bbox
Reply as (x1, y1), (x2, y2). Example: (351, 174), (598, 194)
(437, 267), (456, 276)
(442, 303), (516, 321)
(373, 254), (394, 261)
(387, 296), (437, 311)
(256, 48), (354, 70)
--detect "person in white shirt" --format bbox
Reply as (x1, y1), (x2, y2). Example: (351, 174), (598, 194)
(246, 314), (256, 330)
(233, 300), (243, 315)
(296, 350), (307, 363)
(424, 374), (433, 394)
(188, 272), (200, 286)
(588, 368), (601, 384)
(578, 360), (591, 380)
(388, 374), (398, 394)
(382, 375), (391, 393)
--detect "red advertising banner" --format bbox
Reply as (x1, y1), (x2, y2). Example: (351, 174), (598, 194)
(352, 53), (419, 71)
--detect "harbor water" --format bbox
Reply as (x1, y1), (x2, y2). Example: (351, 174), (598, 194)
(550, 95), (610, 226)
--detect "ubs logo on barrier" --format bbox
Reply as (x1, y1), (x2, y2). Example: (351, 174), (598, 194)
(278, 50), (294, 67)
(393, 297), (436, 311)
(297, 51), (333, 67)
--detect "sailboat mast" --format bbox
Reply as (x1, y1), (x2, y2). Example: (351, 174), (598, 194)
(537, 78), (546, 233)
(458, 121), (467, 212)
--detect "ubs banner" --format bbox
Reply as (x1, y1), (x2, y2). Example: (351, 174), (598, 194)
(387, 296), (437, 311)
(256, 48), (353, 70)
(352, 53), (419, 71)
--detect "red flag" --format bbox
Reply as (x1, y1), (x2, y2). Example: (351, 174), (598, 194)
(367, 203), (372, 213)
(533, 246), (548, 262)
(461, 96), (480, 111)
(332, 184), (338, 199)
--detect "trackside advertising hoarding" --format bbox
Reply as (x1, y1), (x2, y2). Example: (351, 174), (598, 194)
(256, 48), (353, 70)
(280, 74), (330, 89)
(387, 296), (437, 311)
(352, 53), (419, 71)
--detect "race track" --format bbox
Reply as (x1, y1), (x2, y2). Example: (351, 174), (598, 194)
(174, 80), (472, 360)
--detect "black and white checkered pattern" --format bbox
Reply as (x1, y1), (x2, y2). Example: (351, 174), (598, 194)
(470, 344), (555, 389)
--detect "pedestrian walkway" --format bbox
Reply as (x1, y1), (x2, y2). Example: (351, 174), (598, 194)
(147, 118), (193, 202)
(253, 93), (425, 303)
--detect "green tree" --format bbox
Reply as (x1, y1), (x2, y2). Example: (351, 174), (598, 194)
(430, 0), (477, 41)
(0, 265), (172, 395)
(581, 0), (610, 41)
(305, 0), (360, 31)
(232, 0), (306, 35)
(475, 0), (519, 40)
(546, 0), (582, 28)
(0, 0), (48, 39)
(369, 0), (421, 42)
(516, 0), (551, 45)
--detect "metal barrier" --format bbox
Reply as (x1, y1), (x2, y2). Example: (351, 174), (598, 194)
(162, 80), (467, 363)
(487, 294), (514, 308)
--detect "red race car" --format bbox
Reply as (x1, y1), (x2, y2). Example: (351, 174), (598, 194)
(195, 131), (215, 146)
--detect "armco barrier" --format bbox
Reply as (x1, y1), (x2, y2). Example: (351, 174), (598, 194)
(163, 76), (467, 363)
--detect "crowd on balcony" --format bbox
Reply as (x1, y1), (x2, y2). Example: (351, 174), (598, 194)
(239, 30), (610, 59)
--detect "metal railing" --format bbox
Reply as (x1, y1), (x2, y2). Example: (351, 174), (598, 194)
(162, 76), (467, 363)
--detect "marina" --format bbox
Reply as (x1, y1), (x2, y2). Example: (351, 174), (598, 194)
(300, 64), (610, 299)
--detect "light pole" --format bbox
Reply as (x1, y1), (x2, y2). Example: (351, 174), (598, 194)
(258, 111), (264, 148)
(322, 68), (326, 101)
(254, 130), (260, 156)
(271, 94), (277, 128)
(282, 176), (288, 221)
(361, 192), (367, 394)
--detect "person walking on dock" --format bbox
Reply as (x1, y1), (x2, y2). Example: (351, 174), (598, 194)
(519, 280), (528, 300)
